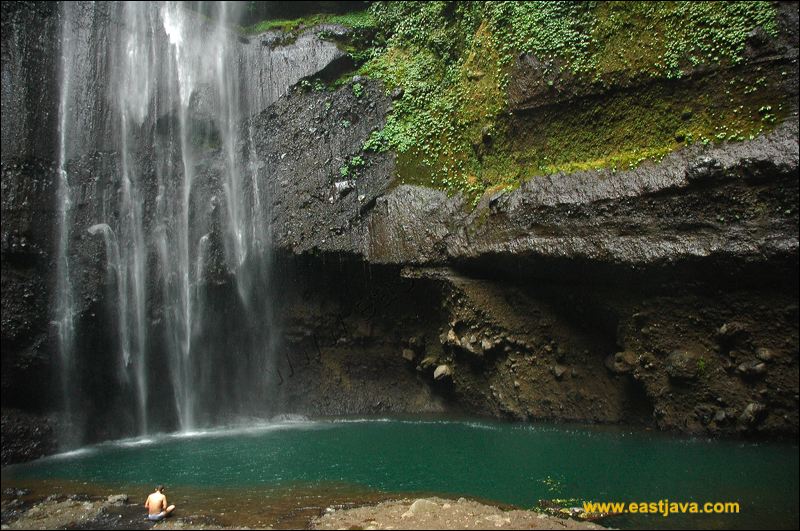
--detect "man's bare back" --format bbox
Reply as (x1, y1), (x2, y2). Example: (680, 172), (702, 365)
(144, 486), (175, 520)
(145, 491), (167, 514)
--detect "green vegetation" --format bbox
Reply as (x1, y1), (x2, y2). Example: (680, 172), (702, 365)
(339, 155), (367, 179)
(244, 2), (788, 204)
(697, 357), (708, 377)
(299, 78), (330, 93)
(495, 68), (787, 188)
(240, 9), (375, 35)
(357, 1), (785, 203)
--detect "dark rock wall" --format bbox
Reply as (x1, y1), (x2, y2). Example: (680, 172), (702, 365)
(255, 73), (797, 437)
(1, 2), (61, 414)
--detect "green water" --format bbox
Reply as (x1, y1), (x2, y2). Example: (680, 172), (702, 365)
(3, 418), (798, 529)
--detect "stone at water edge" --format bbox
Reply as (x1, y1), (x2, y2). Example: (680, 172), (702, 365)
(401, 498), (440, 518)
(106, 494), (128, 505)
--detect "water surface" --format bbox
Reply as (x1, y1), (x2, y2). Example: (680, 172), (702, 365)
(3, 418), (798, 529)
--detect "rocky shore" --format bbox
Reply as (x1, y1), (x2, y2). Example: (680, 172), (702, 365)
(1, 490), (606, 530)
(1, 491), (234, 530)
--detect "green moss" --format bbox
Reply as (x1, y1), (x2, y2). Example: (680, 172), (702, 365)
(499, 67), (788, 186)
(587, 2), (777, 78)
(240, 9), (375, 36)
(358, 1), (785, 205)
(241, 17), (302, 34)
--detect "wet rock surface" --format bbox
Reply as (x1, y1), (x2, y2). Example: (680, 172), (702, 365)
(0, 410), (56, 466)
(248, 77), (394, 258)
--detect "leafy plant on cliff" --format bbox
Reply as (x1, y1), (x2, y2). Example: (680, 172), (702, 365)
(697, 357), (708, 377)
(338, 155), (367, 179)
(358, 1), (784, 204)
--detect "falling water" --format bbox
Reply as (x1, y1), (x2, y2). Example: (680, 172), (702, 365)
(52, 0), (341, 443)
(115, 1), (154, 435)
(54, 0), (89, 449)
(54, 5), (77, 446)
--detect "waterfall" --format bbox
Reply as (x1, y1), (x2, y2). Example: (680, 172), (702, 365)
(54, 0), (89, 449)
(86, 223), (128, 382)
(54, 27), (77, 446)
(52, 0), (315, 443)
(117, 1), (153, 436)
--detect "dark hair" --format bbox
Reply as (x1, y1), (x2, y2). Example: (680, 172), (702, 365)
(156, 485), (164, 492)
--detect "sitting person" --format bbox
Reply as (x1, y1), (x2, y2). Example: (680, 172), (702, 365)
(144, 485), (176, 521)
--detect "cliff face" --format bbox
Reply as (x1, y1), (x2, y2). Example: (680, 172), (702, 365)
(226, 0), (800, 438)
(2, 2), (61, 422)
(1, 1), (798, 463)
(254, 75), (797, 437)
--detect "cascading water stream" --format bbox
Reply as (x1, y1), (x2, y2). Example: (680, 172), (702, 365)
(52, 0), (339, 445)
(54, 4), (77, 447)
(160, 0), (198, 433)
(116, 1), (155, 435)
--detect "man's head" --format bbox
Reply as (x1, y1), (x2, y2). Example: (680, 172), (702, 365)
(156, 485), (165, 493)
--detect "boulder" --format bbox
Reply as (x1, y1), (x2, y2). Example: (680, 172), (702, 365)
(462, 337), (484, 357)
(333, 180), (356, 198)
(739, 402), (767, 426)
(665, 350), (700, 380)
(604, 351), (638, 374)
(434, 364), (453, 381)
(419, 356), (438, 370)
(551, 365), (567, 379)
(401, 499), (440, 519)
(736, 361), (767, 378)
(480, 337), (494, 352)
(106, 494), (128, 505)
(445, 328), (460, 347)
(717, 322), (750, 344)
(755, 348), (776, 362)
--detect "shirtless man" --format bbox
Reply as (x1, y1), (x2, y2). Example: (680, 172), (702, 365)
(144, 485), (176, 521)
